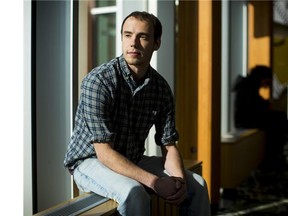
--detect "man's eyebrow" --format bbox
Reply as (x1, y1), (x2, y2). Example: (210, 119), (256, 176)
(123, 30), (132, 34)
(123, 30), (151, 37)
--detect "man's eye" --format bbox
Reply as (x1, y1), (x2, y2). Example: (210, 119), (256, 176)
(140, 35), (148, 40)
(125, 34), (131, 37)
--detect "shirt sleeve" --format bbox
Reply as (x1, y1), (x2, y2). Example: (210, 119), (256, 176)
(80, 72), (116, 144)
(154, 81), (179, 146)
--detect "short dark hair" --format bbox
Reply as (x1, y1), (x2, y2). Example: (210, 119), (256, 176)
(249, 65), (272, 87)
(121, 11), (162, 41)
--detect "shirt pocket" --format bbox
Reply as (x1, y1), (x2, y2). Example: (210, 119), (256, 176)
(136, 108), (159, 130)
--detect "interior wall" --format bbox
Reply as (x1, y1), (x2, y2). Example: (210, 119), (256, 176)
(156, 1), (175, 91)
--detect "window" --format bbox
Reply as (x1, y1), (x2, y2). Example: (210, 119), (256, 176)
(90, 1), (117, 67)
(221, 0), (248, 136)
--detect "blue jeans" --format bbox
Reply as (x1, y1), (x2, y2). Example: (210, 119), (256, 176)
(73, 156), (211, 216)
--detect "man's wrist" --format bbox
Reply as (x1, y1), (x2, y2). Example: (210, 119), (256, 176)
(149, 175), (159, 190)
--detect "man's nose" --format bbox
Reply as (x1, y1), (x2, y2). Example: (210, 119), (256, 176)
(130, 36), (139, 47)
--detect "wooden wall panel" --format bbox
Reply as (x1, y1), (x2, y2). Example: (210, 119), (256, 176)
(248, 1), (272, 69)
(176, 0), (221, 204)
(175, 0), (199, 160)
(197, 0), (212, 195)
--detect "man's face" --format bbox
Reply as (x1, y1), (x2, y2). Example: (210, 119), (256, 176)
(121, 16), (160, 69)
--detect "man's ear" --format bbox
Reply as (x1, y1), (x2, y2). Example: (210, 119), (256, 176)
(154, 38), (161, 50)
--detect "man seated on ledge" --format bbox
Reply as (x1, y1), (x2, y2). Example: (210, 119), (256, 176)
(64, 11), (211, 216)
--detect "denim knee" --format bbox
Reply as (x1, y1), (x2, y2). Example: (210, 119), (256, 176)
(118, 183), (151, 216)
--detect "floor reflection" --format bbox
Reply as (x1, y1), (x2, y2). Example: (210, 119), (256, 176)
(213, 143), (288, 216)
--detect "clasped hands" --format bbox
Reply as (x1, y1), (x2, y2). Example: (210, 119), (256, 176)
(152, 176), (187, 205)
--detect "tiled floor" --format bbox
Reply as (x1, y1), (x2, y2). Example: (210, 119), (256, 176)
(213, 143), (288, 216)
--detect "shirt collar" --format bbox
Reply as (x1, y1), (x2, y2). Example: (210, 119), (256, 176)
(118, 55), (131, 79)
(118, 55), (153, 81)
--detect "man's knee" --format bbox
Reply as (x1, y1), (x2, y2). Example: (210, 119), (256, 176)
(122, 183), (151, 205)
(118, 184), (151, 216)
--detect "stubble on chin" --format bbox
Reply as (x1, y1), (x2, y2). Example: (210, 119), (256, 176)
(124, 55), (141, 66)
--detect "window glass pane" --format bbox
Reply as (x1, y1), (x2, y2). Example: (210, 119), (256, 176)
(94, 0), (116, 7)
(92, 13), (116, 67)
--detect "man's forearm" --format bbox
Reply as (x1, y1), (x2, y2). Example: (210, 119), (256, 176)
(93, 143), (158, 188)
(162, 144), (185, 179)
(161, 144), (188, 205)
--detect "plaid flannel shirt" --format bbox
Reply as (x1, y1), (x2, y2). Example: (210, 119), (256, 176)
(64, 55), (179, 172)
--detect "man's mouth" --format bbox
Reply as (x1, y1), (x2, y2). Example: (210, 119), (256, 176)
(128, 51), (141, 57)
